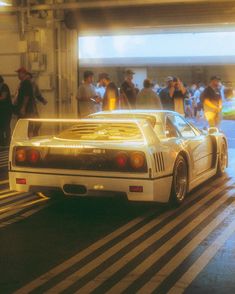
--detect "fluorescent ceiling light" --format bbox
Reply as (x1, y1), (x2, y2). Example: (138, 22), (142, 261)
(0, 1), (11, 6)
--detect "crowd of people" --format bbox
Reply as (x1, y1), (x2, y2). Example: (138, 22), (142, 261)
(0, 67), (47, 146)
(0, 67), (225, 147)
(77, 69), (224, 128)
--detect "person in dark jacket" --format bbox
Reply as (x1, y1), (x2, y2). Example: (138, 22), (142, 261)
(159, 76), (187, 115)
(13, 67), (38, 137)
(121, 69), (137, 109)
(14, 67), (36, 119)
(26, 72), (48, 136)
(201, 75), (222, 127)
(0, 75), (12, 146)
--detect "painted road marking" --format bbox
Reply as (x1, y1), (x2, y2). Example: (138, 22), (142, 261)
(67, 182), (234, 294)
(168, 213), (235, 294)
(138, 196), (235, 293)
(83, 190), (234, 294)
(0, 180), (9, 185)
(15, 177), (232, 294)
(12, 178), (232, 294)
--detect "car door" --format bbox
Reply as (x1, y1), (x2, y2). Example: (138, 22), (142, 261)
(168, 114), (213, 176)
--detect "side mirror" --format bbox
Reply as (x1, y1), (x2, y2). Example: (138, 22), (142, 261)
(208, 127), (219, 134)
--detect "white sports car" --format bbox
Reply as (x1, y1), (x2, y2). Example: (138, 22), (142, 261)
(9, 110), (228, 205)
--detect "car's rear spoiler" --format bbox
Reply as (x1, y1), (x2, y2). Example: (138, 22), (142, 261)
(11, 117), (155, 143)
(11, 118), (82, 142)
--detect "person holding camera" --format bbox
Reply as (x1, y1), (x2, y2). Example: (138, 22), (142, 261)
(159, 76), (188, 115)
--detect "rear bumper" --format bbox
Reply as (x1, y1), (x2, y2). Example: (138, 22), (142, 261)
(9, 171), (172, 203)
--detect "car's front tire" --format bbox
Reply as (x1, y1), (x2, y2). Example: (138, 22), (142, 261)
(217, 140), (228, 176)
(170, 155), (188, 206)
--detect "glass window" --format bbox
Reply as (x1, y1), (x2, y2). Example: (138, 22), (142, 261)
(169, 115), (196, 138)
(56, 122), (144, 141)
(165, 118), (179, 138)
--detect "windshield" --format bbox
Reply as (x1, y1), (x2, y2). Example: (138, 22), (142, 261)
(55, 122), (144, 141)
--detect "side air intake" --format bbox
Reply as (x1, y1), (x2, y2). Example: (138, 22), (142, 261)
(153, 152), (165, 172)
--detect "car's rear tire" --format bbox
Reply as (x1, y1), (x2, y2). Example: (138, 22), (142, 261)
(217, 140), (228, 176)
(170, 155), (188, 206)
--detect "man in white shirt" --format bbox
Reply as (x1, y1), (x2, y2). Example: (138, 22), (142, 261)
(77, 71), (100, 117)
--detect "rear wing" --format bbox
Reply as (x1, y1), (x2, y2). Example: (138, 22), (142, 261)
(11, 118), (159, 145)
(11, 118), (81, 142)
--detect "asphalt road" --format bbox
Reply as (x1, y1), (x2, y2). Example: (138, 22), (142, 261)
(1, 120), (235, 294)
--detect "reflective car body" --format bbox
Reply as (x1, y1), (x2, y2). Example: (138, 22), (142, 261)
(9, 110), (228, 204)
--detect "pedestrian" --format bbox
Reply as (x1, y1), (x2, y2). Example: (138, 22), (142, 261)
(0, 75), (12, 146)
(201, 76), (222, 128)
(26, 72), (47, 136)
(194, 84), (205, 120)
(96, 73), (106, 99)
(136, 78), (162, 109)
(159, 76), (188, 115)
(77, 70), (101, 117)
(13, 67), (37, 119)
(172, 77), (188, 115)
(159, 76), (175, 111)
(13, 67), (38, 138)
(184, 95), (193, 118)
(121, 69), (137, 109)
(98, 73), (119, 111)
(26, 72), (47, 106)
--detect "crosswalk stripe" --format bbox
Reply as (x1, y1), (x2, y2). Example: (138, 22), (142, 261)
(168, 211), (235, 294)
(0, 188), (10, 195)
(138, 195), (235, 293)
(0, 180), (9, 185)
(13, 209), (162, 294)
(45, 181), (234, 293)
(13, 177), (231, 294)
(0, 194), (39, 216)
(0, 194), (48, 220)
(0, 157), (9, 161)
(0, 191), (23, 201)
(99, 190), (234, 294)
(0, 204), (46, 229)
(77, 186), (232, 293)
(0, 200), (48, 228)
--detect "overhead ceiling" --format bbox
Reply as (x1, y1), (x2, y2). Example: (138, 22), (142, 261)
(1, 0), (235, 35)
(71, 1), (235, 34)
(2, 0), (235, 12)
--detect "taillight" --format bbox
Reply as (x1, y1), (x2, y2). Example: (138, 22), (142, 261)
(16, 149), (26, 163)
(115, 152), (128, 169)
(15, 148), (41, 165)
(28, 149), (41, 164)
(130, 152), (145, 170)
